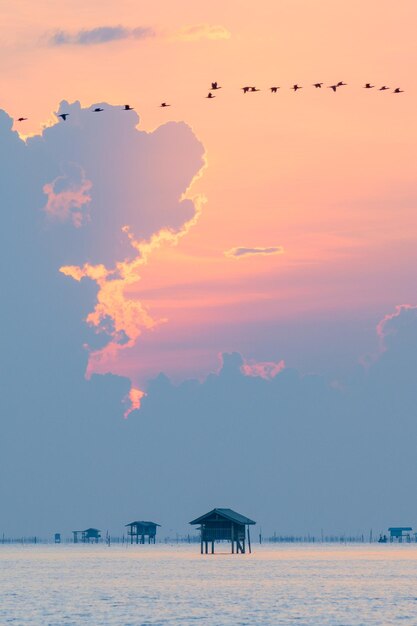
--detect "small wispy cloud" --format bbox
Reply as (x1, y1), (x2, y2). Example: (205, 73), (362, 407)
(175, 24), (231, 42)
(49, 26), (155, 47)
(225, 246), (284, 259)
(47, 23), (229, 47)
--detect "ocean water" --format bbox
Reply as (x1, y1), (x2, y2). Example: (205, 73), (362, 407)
(1, 543), (417, 625)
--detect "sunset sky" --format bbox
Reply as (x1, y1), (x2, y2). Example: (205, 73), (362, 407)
(1, 0), (416, 395)
(1, 0), (417, 534)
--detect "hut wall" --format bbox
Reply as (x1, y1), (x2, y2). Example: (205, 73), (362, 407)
(201, 522), (245, 541)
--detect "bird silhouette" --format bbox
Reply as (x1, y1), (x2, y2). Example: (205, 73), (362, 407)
(12, 78), (408, 129)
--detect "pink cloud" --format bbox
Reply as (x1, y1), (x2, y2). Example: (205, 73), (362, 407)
(360, 303), (417, 369)
(241, 358), (285, 380)
(123, 387), (146, 418)
(376, 304), (417, 350)
(43, 163), (92, 228)
(175, 24), (231, 42)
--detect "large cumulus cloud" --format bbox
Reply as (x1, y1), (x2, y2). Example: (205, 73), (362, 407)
(0, 102), (205, 534)
(27, 101), (205, 388)
(32, 100), (204, 266)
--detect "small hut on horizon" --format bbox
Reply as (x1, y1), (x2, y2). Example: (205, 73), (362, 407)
(125, 521), (160, 544)
(190, 508), (256, 554)
(72, 528), (101, 543)
(388, 527), (412, 542)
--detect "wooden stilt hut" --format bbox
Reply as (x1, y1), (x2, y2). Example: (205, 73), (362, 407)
(388, 527), (412, 542)
(125, 521), (160, 544)
(189, 508), (256, 554)
(72, 528), (101, 543)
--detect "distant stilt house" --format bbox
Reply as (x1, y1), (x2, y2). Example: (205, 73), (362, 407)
(54, 533), (61, 544)
(72, 528), (101, 543)
(189, 508), (256, 554)
(388, 527), (412, 542)
(125, 521), (160, 544)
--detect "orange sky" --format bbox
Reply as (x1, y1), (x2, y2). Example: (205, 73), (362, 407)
(2, 0), (417, 388)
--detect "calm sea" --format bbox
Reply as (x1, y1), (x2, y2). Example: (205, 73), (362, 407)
(1, 543), (417, 625)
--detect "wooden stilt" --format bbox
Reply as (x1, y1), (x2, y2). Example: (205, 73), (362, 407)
(247, 526), (252, 554)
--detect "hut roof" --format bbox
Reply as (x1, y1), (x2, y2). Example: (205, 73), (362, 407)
(125, 521), (161, 527)
(83, 528), (101, 533)
(189, 508), (256, 526)
(388, 527), (412, 531)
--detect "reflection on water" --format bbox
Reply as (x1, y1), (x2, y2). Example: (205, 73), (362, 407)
(1, 544), (417, 625)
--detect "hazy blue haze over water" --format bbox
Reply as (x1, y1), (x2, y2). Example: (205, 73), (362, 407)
(1, 544), (417, 625)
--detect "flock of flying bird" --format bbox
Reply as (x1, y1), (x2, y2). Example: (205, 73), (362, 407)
(14, 81), (405, 123)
